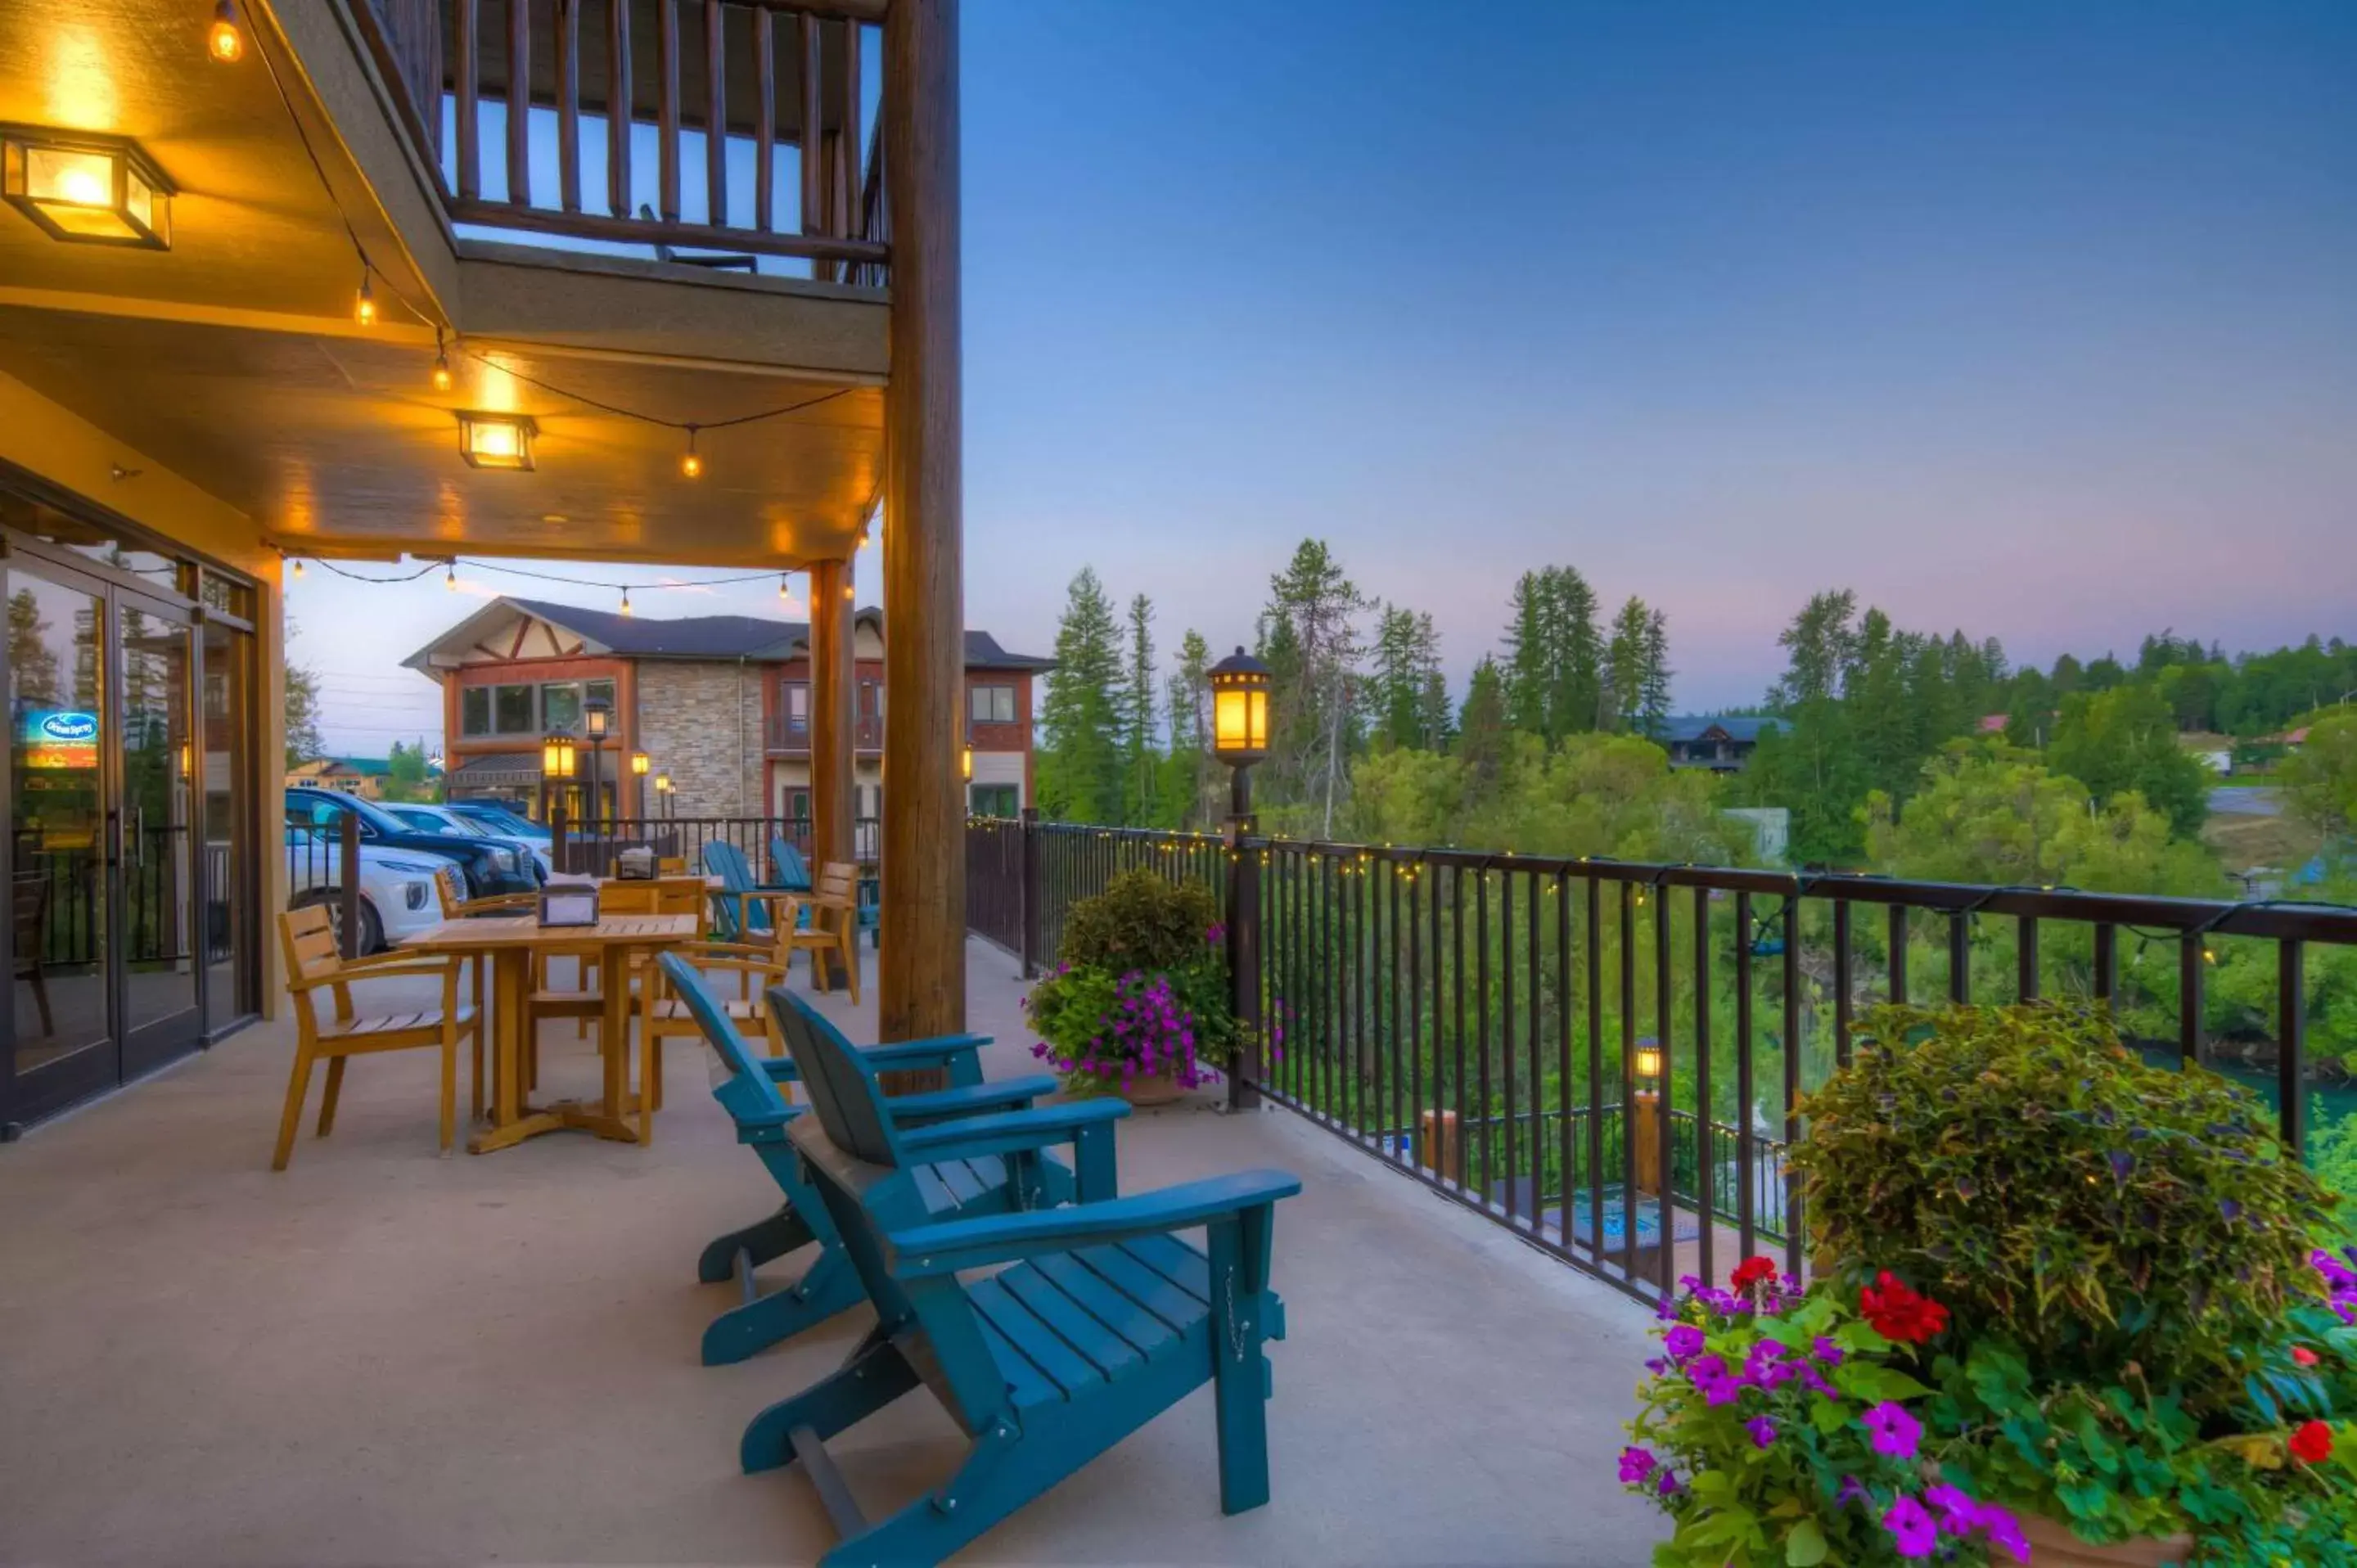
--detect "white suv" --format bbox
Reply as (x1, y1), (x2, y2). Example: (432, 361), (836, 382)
(283, 827), (454, 953)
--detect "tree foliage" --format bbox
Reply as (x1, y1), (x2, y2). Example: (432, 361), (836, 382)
(2283, 710), (2357, 847)
(1036, 568), (1124, 823)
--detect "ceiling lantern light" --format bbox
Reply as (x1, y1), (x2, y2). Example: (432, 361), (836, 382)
(456, 411), (536, 471)
(209, 0), (245, 62)
(1, 126), (174, 249)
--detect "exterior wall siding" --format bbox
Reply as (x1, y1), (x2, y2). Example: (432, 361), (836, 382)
(635, 660), (764, 818)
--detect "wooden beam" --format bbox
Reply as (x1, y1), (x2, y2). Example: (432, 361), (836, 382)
(444, 198), (887, 264)
(810, 559), (856, 876)
(878, 0), (963, 1047)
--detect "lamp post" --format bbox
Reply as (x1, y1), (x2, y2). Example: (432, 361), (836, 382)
(653, 772), (674, 820)
(630, 748), (650, 817)
(1208, 647), (1273, 1111)
(582, 696), (611, 830)
(1632, 1038), (1665, 1196)
(540, 731), (578, 823)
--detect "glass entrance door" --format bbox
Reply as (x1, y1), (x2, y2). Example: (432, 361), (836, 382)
(5, 553), (201, 1123)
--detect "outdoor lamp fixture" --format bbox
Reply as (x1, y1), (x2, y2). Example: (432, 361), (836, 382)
(584, 698), (611, 743)
(1, 126), (174, 249)
(1208, 647), (1273, 817)
(457, 411), (536, 471)
(630, 749), (649, 777)
(541, 735), (578, 778)
(961, 742), (974, 783)
(1632, 1038), (1665, 1197)
(208, 0), (245, 62)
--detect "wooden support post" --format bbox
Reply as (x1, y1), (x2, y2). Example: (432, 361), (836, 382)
(878, 0), (962, 1052)
(810, 560), (856, 876)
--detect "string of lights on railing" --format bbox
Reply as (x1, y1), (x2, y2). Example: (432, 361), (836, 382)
(206, 0), (861, 486)
(286, 552), (804, 617)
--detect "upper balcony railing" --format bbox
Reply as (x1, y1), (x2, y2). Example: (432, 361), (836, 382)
(764, 712), (881, 752)
(348, 0), (890, 282)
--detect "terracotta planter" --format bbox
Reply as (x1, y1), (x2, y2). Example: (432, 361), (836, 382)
(2017, 1512), (2192, 1566)
(1122, 1071), (1186, 1108)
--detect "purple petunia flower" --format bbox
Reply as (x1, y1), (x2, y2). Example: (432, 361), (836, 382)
(1882, 1496), (1938, 1560)
(1810, 1336), (1844, 1366)
(1663, 1324), (1706, 1362)
(1743, 1416), (1776, 1449)
(1922, 1483), (1977, 1536)
(1861, 1401), (1922, 1460)
(1834, 1475), (1868, 1510)
(1655, 1468), (1681, 1498)
(1616, 1446), (1656, 1485)
(1975, 1502), (2032, 1565)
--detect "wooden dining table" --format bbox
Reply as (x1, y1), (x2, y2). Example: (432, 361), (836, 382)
(402, 912), (699, 1154)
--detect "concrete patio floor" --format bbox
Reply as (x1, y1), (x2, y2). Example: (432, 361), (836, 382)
(0, 937), (1666, 1566)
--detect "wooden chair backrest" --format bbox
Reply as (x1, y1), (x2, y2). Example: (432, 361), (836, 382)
(431, 863), (466, 918)
(772, 989), (901, 1168)
(647, 876), (707, 917)
(13, 874), (47, 961)
(816, 861), (858, 903)
(277, 907), (347, 1033)
(657, 855), (687, 875)
(602, 883), (659, 915)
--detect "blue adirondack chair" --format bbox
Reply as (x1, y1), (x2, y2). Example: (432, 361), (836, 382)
(752, 978), (1303, 1565)
(768, 835), (813, 893)
(664, 957), (1128, 1365)
(704, 839), (787, 943)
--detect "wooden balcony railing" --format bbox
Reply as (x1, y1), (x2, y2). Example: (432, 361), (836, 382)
(347, 0), (889, 282)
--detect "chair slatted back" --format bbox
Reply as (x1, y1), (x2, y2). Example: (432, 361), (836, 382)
(767, 836), (812, 891)
(771, 981), (1016, 1435)
(815, 861), (858, 903)
(701, 840), (768, 939)
(276, 907), (345, 1030)
(431, 863), (466, 919)
(657, 952), (791, 1129)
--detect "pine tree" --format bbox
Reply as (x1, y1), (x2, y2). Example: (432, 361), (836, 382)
(1167, 629), (1213, 827)
(1501, 572), (1553, 738)
(1638, 608), (1673, 738)
(1122, 593), (1157, 825)
(1550, 567), (1603, 737)
(1035, 568), (1124, 824)
(1262, 539), (1367, 836)
(1769, 591), (1860, 711)
(1455, 655), (1507, 799)
(1606, 596), (1651, 732)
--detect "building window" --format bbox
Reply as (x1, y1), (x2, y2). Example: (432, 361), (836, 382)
(788, 788), (810, 823)
(858, 679), (879, 719)
(782, 682), (809, 733)
(969, 783), (1019, 818)
(461, 687), (491, 736)
(492, 683), (535, 733)
(969, 684), (1016, 724)
(541, 681), (581, 733)
(586, 678), (615, 711)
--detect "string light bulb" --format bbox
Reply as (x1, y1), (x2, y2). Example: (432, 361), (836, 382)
(444, 561), (457, 592)
(354, 268), (376, 327)
(208, 0), (243, 62)
(620, 588), (634, 617)
(289, 557), (304, 579)
(679, 426), (703, 480)
(430, 327), (453, 392)
(777, 574), (791, 600)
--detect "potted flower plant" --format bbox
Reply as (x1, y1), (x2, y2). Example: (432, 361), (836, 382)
(1023, 869), (1239, 1104)
(1627, 1003), (2357, 1565)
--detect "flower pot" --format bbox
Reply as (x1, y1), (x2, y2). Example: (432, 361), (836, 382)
(2018, 1513), (2192, 1567)
(1122, 1070), (1186, 1108)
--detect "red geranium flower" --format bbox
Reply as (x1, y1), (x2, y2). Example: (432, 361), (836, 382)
(1859, 1271), (1949, 1344)
(2292, 1345), (2320, 1368)
(2290, 1421), (2334, 1465)
(1730, 1256), (1778, 1291)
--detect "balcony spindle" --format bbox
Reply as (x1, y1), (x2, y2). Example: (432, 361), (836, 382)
(557, 0), (581, 211)
(658, 0), (681, 220)
(754, 7), (777, 230)
(1692, 885), (1713, 1286)
(507, 0), (531, 205)
(704, 0), (728, 226)
(1733, 890), (1756, 1264)
(606, 0), (632, 216)
(800, 10), (823, 246)
(456, 0), (481, 199)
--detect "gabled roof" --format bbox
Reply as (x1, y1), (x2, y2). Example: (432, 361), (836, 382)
(403, 597), (1051, 673)
(1661, 714), (1782, 745)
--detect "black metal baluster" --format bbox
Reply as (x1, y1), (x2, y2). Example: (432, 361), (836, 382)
(2018, 916), (2040, 1002)
(1500, 866), (1516, 1226)
(1453, 865), (1467, 1189)
(1557, 872), (1574, 1257)
(1619, 880), (1637, 1280)
(1949, 912), (1971, 1003)
(1734, 890), (1756, 1264)
(1782, 890), (1803, 1282)
(1527, 868), (1543, 1235)
(2280, 938), (2305, 1158)
(1390, 857), (1404, 1162)
(1693, 884), (1714, 1285)
(1476, 864), (1493, 1205)
(1832, 898), (1852, 1067)
(2093, 921), (2116, 1006)
(1888, 906), (1908, 1007)
(1654, 881), (1675, 1300)
(1586, 875), (1605, 1265)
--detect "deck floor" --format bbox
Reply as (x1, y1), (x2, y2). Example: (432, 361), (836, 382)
(0, 938), (1665, 1566)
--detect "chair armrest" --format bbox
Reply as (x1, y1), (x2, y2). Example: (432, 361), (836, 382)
(287, 956), (458, 992)
(885, 1169), (1303, 1279)
(886, 1075), (1057, 1128)
(758, 1057), (806, 1086)
(897, 1098), (1130, 1163)
(857, 1033), (993, 1069)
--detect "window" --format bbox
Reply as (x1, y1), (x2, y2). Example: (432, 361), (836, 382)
(461, 687), (491, 736)
(493, 683), (534, 733)
(969, 783), (1019, 818)
(858, 679), (879, 719)
(788, 788), (811, 823)
(969, 684), (1016, 724)
(585, 678), (615, 710)
(540, 682), (581, 732)
(781, 682), (809, 733)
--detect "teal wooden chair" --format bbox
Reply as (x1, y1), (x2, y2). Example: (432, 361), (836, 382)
(663, 957), (1127, 1365)
(767, 834), (813, 893)
(752, 977), (1303, 1565)
(703, 839), (784, 943)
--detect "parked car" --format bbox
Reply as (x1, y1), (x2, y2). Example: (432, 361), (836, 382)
(381, 801), (556, 878)
(441, 800), (550, 843)
(281, 827), (453, 953)
(284, 788), (542, 900)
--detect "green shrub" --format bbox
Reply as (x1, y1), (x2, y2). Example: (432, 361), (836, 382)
(1057, 868), (1220, 974)
(1791, 1003), (2338, 1393)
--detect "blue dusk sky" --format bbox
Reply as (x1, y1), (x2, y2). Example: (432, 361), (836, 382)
(295, 0), (2357, 755)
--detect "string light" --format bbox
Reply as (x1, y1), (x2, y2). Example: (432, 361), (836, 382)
(208, 0), (243, 62)
(678, 426), (703, 480)
(777, 573), (791, 600)
(620, 588), (633, 617)
(430, 327), (453, 392)
(354, 267), (376, 327)
(289, 557), (304, 579)
(444, 561), (457, 592)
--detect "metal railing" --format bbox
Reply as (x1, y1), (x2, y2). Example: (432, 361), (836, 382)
(344, 0), (890, 279)
(964, 818), (2357, 1309)
(552, 812), (878, 877)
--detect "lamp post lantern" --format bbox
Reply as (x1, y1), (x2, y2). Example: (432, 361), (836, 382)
(1207, 647), (1272, 817)
(1207, 647), (1273, 1113)
(581, 697), (611, 828)
(540, 731), (578, 822)
(1632, 1037), (1665, 1196)
(653, 771), (674, 820)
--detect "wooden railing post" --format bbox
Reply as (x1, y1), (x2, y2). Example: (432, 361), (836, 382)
(338, 807), (363, 959)
(1018, 805), (1041, 978)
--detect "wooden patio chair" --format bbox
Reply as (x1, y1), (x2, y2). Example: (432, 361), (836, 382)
(433, 863), (536, 1116)
(13, 872), (52, 1039)
(745, 979), (1302, 1562)
(272, 906), (478, 1169)
(702, 839), (787, 943)
(659, 958), (1118, 1365)
(795, 861), (863, 1003)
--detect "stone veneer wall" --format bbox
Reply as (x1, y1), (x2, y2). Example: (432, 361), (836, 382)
(633, 660), (764, 818)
